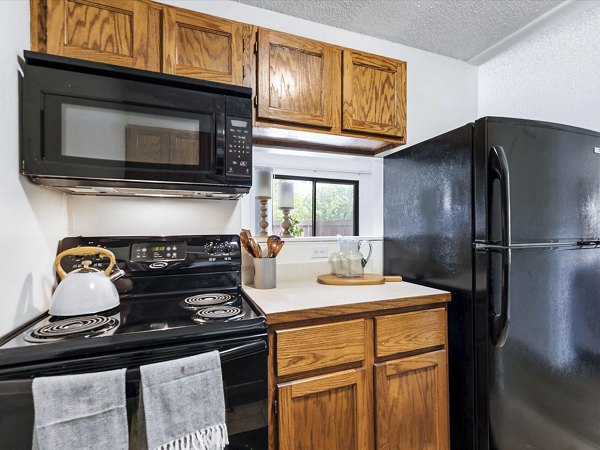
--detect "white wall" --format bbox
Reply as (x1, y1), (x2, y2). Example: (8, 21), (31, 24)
(68, 196), (242, 236)
(0, 2), (68, 336)
(478, 3), (600, 132)
(162, 0), (479, 149)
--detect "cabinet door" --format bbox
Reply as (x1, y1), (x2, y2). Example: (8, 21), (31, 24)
(278, 368), (371, 450)
(375, 351), (449, 450)
(257, 29), (337, 128)
(45, 0), (162, 70)
(342, 49), (406, 138)
(163, 7), (243, 84)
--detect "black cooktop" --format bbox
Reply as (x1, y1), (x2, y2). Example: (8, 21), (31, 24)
(0, 235), (266, 374)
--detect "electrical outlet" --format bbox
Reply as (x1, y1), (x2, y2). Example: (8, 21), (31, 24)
(311, 246), (328, 258)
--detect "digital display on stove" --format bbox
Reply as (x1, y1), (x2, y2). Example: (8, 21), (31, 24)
(131, 242), (187, 262)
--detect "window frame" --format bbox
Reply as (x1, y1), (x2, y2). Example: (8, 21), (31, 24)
(274, 175), (359, 236)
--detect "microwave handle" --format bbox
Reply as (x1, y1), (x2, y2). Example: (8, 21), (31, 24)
(215, 114), (226, 176)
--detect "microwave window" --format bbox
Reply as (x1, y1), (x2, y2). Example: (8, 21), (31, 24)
(61, 104), (212, 167)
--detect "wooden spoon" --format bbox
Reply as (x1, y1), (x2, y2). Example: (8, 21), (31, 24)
(272, 240), (285, 257)
(266, 235), (280, 257)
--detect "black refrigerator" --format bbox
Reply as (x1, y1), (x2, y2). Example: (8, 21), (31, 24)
(384, 117), (600, 450)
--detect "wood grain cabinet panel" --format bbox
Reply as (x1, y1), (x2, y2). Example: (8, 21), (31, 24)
(257, 29), (338, 128)
(376, 308), (446, 358)
(375, 351), (449, 450)
(163, 7), (243, 84)
(278, 368), (370, 450)
(44, 0), (162, 70)
(342, 49), (406, 139)
(276, 319), (365, 377)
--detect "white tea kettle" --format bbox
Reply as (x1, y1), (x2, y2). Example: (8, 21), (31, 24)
(50, 247), (124, 316)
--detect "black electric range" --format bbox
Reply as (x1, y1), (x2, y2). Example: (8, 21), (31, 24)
(0, 235), (268, 450)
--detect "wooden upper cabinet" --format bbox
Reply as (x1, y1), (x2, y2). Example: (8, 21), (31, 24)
(342, 49), (407, 139)
(278, 368), (371, 450)
(375, 351), (449, 450)
(43, 0), (162, 71)
(163, 7), (243, 85)
(257, 29), (338, 129)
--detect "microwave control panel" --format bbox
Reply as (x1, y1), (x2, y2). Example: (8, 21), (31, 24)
(225, 117), (252, 177)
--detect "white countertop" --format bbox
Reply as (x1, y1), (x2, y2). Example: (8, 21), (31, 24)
(243, 279), (450, 322)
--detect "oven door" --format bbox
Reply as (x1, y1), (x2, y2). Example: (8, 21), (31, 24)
(22, 64), (227, 187)
(0, 337), (268, 450)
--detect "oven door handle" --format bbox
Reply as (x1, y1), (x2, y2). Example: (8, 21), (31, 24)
(122, 340), (268, 379)
(219, 340), (267, 362)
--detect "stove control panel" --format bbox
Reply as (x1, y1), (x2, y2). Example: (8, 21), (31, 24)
(204, 241), (233, 255)
(131, 242), (187, 262)
(57, 235), (243, 275)
(225, 117), (252, 177)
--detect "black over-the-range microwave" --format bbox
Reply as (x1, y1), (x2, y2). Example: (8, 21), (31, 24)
(21, 51), (252, 199)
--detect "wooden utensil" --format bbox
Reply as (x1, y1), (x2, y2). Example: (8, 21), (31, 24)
(272, 240), (285, 257)
(239, 230), (255, 258)
(252, 239), (263, 258)
(267, 235), (282, 258)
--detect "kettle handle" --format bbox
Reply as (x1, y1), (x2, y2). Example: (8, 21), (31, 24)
(358, 240), (373, 268)
(54, 247), (117, 280)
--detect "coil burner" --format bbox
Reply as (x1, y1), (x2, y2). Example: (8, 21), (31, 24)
(24, 315), (119, 343)
(193, 306), (244, 323)
(180, 293), (234, 309)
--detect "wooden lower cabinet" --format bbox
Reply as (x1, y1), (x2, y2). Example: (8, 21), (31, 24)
(277, 368), (370, 450)
(271, 307), (449, 450)
(375, 351), (449, 450)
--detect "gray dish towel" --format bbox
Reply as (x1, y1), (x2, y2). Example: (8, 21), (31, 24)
(138, 351), (228, 450)
(31, 368), (128, 450)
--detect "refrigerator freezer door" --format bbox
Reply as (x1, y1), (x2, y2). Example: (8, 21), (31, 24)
(477, 246), (600, 450)
(475, 118), (600, 245)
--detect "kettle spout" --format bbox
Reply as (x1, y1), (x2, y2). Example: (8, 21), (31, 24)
(109, 269), (125, 282)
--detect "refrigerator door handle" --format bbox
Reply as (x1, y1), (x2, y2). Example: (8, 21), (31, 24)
(489, 145), (511, 347)
(489, 145), (511, 247)
(491, 248), (511, 347)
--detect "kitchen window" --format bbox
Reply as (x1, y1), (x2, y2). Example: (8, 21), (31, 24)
(272, 176), (358, 237)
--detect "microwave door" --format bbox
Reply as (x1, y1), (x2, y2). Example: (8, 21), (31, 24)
(39, 95), (224, 185)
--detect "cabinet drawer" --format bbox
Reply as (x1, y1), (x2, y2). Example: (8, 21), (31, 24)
(276, 319), (366, 377)
(376, 308), (446, 357)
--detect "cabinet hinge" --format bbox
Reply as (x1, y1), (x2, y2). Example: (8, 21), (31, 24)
(273, 399), (278, 416)
(254, 31), (259, 54)
(253, 95), (258, 108)
(242, 65), (246, 79)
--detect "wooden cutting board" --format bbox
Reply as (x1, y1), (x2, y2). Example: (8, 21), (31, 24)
(317, 274), (402, 286)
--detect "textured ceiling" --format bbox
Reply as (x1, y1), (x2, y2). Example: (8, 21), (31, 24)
(235, 0), (564, 61)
